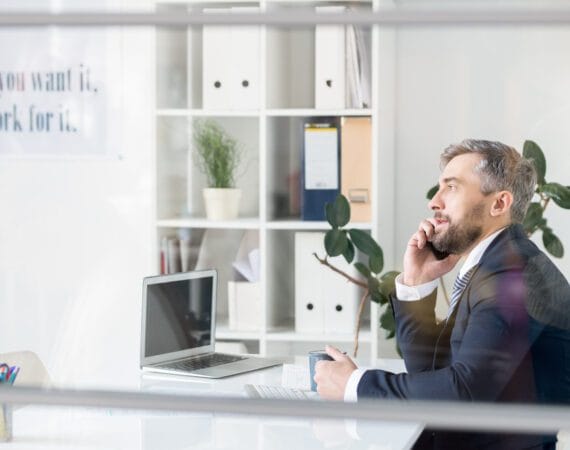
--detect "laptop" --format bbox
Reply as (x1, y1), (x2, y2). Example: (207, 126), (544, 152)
(140, 269), (281, 378)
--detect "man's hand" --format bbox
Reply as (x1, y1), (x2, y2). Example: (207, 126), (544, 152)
(402, 218), (461, 286)
(314, 345), (357, 400)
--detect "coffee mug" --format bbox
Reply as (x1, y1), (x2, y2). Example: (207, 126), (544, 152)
(308, 350), (333, 392)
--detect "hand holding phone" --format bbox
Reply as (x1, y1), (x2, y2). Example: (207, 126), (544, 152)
(426, 241), (450, 260)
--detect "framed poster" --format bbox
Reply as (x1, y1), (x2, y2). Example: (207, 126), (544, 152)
(0, 27), (123, 159)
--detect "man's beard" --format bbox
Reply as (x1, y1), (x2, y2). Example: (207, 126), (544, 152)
(432, 203), (485, 255)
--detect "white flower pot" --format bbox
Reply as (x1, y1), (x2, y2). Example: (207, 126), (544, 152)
(203, 188), (241, 220)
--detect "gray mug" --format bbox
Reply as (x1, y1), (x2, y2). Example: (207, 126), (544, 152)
(308, 350), (333, 392)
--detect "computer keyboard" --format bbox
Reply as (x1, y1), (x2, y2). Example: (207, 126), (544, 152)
(244, 384), (313, 400)
(162, 353), (246, 372)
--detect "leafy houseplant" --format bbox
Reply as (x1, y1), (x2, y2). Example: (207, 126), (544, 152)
(319, 140), (569, 357)
(314, 195), (400, 357)
(519, 140), (570, 255)
(193, 119), (243, 220)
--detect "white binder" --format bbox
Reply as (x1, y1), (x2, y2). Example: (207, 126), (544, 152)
(295, 232), (360, 334)
(203, 8), (260, 110)
(315, 6), (346, 109)
(295, 232), (325, 333)
(230, 7), (260, 110)
(203, 8), (231, 109)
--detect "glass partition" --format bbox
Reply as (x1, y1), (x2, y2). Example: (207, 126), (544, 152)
(1, 2), (569, 448)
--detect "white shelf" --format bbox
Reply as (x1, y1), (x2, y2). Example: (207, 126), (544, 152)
(265, 220), (372, 230)
(158, 218), (373, 230)
(154, 0), (381, 364)
(156, 109), (261, 117)
(156, 108), (372, 117)
(157, 217), (261, 229)
(265, 325), (371, 343)
(216, 319), (262, 340)
(266, 108), (372, 117)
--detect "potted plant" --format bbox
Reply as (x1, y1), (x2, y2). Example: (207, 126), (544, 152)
(193, 119), (243, 220)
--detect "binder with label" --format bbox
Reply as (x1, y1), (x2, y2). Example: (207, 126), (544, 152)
(315, 6), (346, 109)
(301, 121), (340, 221)
(341, 116), (372, 222)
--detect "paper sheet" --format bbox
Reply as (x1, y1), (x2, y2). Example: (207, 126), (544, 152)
(281, 364), (310, 390)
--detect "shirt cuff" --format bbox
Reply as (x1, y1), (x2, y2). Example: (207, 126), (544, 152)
(344, 368), (367, 403)
(395, 273), (438, 301)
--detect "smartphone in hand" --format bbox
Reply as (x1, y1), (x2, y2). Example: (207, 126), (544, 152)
(426, 242), (450, 260)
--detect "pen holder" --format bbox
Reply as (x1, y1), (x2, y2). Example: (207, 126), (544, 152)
(0, 404), (12, 442)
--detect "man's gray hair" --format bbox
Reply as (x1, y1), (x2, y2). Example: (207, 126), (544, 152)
(441, 139), (537, 223)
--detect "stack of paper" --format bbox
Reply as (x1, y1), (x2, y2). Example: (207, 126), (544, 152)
(232, 230), (260, 282)
(346, 22), (371, 109)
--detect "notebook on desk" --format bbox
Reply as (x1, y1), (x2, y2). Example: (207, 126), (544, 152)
(140, 269), (280, 378)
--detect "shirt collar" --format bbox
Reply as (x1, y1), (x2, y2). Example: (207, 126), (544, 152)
(459, 227), (506, 278)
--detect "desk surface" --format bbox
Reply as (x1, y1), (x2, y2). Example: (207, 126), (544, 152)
(4, 358), (423, 450)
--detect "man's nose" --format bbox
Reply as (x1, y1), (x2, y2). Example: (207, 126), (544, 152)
(428, 189), (442, 211)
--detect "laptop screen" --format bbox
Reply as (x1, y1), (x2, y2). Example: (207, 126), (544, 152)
(144, 274), (214, 358)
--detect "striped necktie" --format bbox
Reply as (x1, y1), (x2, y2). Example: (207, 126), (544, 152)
(447, 265), (478, 320)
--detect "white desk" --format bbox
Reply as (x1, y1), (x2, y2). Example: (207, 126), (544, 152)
(4, 359), (423, 449)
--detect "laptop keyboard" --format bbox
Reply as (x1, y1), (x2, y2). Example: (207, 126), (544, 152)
(163, 353), (246, 372)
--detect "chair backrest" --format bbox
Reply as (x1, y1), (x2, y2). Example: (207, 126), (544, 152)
(0, 350), (51, 388)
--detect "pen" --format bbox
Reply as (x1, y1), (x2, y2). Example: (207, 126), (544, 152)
(8, 367), (19, 385)
(0, 364), (8, 383)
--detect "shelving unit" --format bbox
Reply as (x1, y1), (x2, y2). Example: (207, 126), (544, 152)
(153, 0), (392, 364)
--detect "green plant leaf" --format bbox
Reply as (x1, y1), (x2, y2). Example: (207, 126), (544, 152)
(523, 140), (546, 185)
(325, 202), (337, 229)
(370, 288), (389, 305)
(541, 182), (570, 209)
(324, 229), (348, 257)
(325, 195), (350, 228)
(369, 253), (384, 274)
(380, 270), (400, 283)
(348, 229), (382, 257)
(378, 271), (399, 298)
(522, 202), (543, 234)
(426, 184), (439, 200)
(342, 240), (355, 264)
(543, 230), (564, 258)
(193, 119), (242, 188)
(367, 275), (380, 291)
(380, 305), (396, 339)
(354, 262), (371, 278)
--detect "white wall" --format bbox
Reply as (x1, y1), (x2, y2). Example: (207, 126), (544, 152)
(385, 26), (570, 315)
(0, 1), (155, 388)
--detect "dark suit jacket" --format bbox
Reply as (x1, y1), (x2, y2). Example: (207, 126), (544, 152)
(357, 224), (570, 449)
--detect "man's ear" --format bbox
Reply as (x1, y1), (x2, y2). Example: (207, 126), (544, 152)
(490, 191), (513, 217)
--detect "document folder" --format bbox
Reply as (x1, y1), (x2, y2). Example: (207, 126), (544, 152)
(203, 7), (261, 110)
(301, 121), (340, 221)
(315, 6), (346, 109)
(203, 8), (231, 109)
(230, 7), (260, 110)
(341, 117), (372, 222)
(295, 232), (360, 334)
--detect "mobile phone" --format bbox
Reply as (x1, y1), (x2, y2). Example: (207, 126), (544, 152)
(426, 242), (450, 260)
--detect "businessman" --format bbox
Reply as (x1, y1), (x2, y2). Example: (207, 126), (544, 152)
(314, 139), (570, 449)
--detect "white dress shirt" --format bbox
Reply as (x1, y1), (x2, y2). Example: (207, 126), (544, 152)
(343, 228), (506, 402)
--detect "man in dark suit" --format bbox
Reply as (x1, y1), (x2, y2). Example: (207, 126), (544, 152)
(314, 139), (570, 449)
